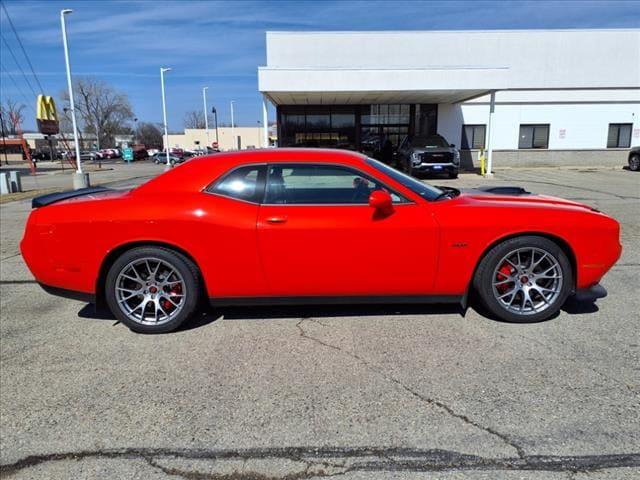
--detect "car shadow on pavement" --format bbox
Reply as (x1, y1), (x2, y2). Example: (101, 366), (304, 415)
(561, 297), (600, 315)
(77, 299), (599, 332)
(76, 303), (224, 332)
(217, 303), (465, 321)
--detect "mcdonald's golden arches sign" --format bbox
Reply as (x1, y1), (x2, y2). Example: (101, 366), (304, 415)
(36, 95), (60, 135)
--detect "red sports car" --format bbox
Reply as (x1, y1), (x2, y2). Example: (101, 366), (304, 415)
(21, 149), (621, 333)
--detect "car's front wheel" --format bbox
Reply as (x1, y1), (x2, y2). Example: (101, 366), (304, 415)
(629, 154), (640, 172)
(474, 236), (573, 323)
(105, 247), (201, 333)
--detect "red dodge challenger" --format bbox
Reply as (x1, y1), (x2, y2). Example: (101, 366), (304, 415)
(21, 149), (621, 333)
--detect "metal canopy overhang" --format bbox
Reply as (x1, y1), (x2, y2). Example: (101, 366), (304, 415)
(263, 89), (492, 105)
(258, 66), (509, 105)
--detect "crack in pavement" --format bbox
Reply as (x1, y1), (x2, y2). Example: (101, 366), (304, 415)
(2, 447), (639, 478)
(295, 318), (526, 459)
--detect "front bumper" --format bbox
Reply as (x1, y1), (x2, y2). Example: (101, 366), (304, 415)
(413, 163), (458, 173)
(573, 283), (607, 303)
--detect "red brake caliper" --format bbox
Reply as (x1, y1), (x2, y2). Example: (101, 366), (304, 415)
(496, 263), (514, 293)
(163, 283), (182, 311)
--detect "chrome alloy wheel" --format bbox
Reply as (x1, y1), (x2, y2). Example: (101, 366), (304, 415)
(491, 247), (563, 316)
(115, 257), (186, 325)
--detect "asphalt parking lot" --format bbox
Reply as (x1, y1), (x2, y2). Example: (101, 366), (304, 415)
(0, 166), (639, 479)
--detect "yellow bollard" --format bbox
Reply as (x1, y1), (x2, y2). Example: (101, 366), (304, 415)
(479, 149), (485, 176)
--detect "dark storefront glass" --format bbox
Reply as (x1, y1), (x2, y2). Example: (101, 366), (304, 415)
(279, 106), (356, 149)
(278, 104), (437, 156)
(415, 104), (438, 137)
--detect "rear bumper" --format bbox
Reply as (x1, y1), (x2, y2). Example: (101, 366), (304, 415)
(573, 283), (607, 303)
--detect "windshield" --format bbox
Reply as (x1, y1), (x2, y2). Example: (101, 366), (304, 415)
(412, 136), (449, 148)
(365, 158), (444, 201)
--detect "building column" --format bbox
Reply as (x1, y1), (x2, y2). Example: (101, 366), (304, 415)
(262, 95), (269, 148)
(485, 90), (496, 176)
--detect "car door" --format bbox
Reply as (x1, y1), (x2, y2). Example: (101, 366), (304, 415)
(198, 164), (268, 297)
(257, 163), (439, 296)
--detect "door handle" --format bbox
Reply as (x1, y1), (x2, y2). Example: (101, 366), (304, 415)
(266, 216), (288, 224)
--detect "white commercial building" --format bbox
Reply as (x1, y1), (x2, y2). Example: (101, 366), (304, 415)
(258, 29), (640, 170)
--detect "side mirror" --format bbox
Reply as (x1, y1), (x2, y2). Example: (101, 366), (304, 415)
(450, 144), (456, 148)
(369, 190), (393, 213)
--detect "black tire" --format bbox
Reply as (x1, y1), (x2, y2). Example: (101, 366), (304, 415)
(473, 236), (573, 323)
(105, 247), (201, 333)
(448, 169), (459, 179)
(629, 155), (640, 172)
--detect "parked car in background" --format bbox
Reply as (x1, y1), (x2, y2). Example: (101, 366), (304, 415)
(22, 149), (621, 333)
(31, 150), (63, 161)
(80, 151), (97, 162)
(169, 148), (184, 159)
(396, 134), (461, 179)
(97, 149), (117, 159)
(132, 146), (148, 160)
(628, 146), (639, 171)
(152, 152), (182, 165)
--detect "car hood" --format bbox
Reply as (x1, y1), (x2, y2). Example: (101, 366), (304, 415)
(457, 187), (599, 212)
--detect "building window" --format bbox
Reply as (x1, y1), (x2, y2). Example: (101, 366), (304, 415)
(607, 123), (632, 148)
(461, 124), (486, 149)
(518, 124), (549, 149)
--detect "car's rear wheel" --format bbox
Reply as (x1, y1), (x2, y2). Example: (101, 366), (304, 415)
(474, 236), (573, 323)
(629, 154), (640, 172)
(105, 247), (201, 333)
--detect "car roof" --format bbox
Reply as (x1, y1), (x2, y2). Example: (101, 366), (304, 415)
(134, 148), (369, 195)
(205, 148), (365, 164)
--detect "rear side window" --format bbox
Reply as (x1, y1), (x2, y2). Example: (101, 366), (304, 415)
(207, 165), (266, 203)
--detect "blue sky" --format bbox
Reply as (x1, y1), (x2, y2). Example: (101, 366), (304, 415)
(1, 0), (639, 131)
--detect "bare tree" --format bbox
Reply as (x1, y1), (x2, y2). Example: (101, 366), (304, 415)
(136, 122), (163, 148)
(184, 110), (207, 129)
(0, 99), (26, 135)
(60, 77), (134, 149)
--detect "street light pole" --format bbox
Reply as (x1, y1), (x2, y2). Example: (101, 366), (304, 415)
(211, 107), (219, 149)
(202, 87), (209, 153)
(230, 100), (235, 150)
(160, 67), (171, 170)
(60, 8), (88, 189)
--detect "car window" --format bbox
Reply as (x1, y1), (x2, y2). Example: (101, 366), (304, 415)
(208, 165), (266, 203)
(365, 158), (444, 201)
(265, 164), (404, 205)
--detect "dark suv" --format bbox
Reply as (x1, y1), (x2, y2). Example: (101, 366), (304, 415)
(396, 134), (460, 178)
(628, 146), (639, 171)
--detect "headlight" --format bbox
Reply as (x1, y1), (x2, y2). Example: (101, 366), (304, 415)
(412, 152), (421, 165)
(453, 150), (460, 164)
